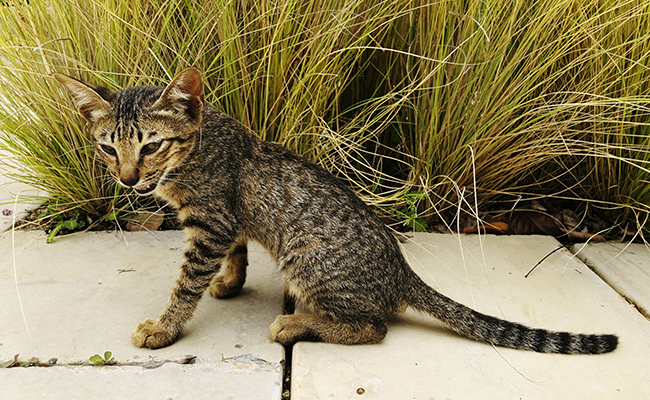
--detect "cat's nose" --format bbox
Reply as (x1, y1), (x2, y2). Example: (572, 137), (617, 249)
(119, 168), (140, 187)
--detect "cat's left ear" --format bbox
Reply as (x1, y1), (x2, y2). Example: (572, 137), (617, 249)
(152, 67), (205, 122)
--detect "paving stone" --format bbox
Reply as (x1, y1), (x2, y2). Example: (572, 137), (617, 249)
(291, 233), (650, 400)
(0, 231), (284, 399)
(573, 241), (650, 318)
(0, 362), (281, 400)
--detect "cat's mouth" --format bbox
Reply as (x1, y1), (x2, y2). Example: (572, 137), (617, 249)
(133, 181), (158, 195)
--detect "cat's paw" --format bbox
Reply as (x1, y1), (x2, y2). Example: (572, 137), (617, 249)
(270, 315), (299, 345)
(131, 319), (175, 349)
(209, 275), (243, 299)
(270, 315), (320, 345)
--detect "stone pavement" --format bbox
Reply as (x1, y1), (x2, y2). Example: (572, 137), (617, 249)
(0, 231), (284, 399)
(1, 171), (649, 399)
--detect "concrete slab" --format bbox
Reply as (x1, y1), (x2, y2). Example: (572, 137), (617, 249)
(572, 242), (650, 318)
(0, 362), (281, 400)
(0, 231), (284, 399)
(291, 233), (650, 400)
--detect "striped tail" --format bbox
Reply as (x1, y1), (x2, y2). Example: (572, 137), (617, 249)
(408, 275), (618, 354)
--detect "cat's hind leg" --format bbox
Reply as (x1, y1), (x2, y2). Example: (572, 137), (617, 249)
(209, 240), (248, 299)
(270, 314), (387, 345)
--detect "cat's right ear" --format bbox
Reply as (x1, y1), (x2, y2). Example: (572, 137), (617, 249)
(53, 74), (113, 124)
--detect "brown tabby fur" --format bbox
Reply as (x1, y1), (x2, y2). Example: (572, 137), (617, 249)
(54, 68), (618, 354)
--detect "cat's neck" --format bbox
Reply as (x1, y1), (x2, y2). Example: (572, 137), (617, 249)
(153, 106), (253, 211)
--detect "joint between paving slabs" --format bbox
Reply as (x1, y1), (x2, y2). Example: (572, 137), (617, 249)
(281, 287), (296, 400)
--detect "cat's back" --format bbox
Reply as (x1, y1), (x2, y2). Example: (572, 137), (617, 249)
(237, 132), (398, 260)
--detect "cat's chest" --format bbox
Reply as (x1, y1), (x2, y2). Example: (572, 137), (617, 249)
(154, 179), (189, 210)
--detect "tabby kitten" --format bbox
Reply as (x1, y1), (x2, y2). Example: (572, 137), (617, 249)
(54, 68), (617, 354)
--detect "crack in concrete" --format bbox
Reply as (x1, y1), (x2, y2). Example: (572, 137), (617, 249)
(221, 353), (283, 373)
(1, 353), (285, 372)
(1, 354), (198, 369)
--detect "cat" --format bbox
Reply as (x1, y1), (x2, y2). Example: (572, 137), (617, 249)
(54, 68), (618, 354)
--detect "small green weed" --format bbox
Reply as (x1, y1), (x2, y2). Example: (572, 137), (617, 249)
(44, 210), (86, 243)
(89, 351), (115, 366)
(1, 354), (41, 368)
(388, 191), (429, 232)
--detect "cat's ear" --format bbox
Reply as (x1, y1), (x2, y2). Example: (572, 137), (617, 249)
(152, 67), (204, 122)
(53, 73), (114, 124)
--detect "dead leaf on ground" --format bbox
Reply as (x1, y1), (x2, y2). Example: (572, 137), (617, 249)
(565, 230), (606, 243)
(499, 211), (565, 236)
(463, 221), (509, 235)
(125, 210), (164, 232)
(463, 210), (605, 243)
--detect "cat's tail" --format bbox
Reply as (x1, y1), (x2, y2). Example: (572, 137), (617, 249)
(406, 272), (618, 354)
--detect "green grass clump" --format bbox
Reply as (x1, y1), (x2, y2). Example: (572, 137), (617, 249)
(1, 0), (650, 238)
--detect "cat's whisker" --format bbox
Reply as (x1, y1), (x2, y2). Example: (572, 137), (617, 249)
(160, 177), (190, 185)
(57, 145), (96, 158)
(97, 173), (114, 181)
(158, 176), (192, 189)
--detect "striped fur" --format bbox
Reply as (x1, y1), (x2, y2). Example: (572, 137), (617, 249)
(55, 68), (618, 354)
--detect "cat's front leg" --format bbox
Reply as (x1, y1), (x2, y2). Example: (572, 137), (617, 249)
(131, 260), (214, 348)
(132, 228), (233, 349)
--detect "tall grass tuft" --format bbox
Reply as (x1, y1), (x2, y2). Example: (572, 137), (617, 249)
(1, 0), (650, 237)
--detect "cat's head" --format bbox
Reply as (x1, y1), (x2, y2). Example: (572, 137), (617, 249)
(54, 68), (205, 196)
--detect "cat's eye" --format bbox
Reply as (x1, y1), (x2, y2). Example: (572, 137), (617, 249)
(141, 141), (162, 156)
(100, 144), (117, 156)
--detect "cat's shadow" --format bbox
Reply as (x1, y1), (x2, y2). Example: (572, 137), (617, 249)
(390, 311), (457, 339)
(178, 295), (458, 346)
